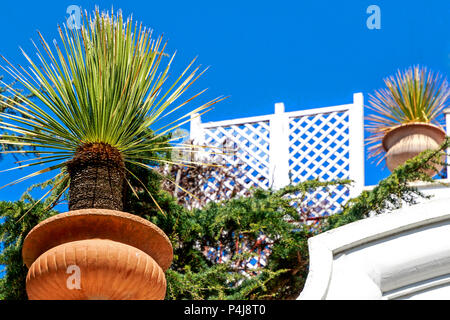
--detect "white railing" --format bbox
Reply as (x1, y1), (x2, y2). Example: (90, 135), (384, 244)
(189, 93), (365, 219)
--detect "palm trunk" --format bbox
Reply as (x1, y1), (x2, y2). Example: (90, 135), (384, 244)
(67, 143), (125, 211)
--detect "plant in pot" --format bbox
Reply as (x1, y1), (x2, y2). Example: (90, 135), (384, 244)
(0, 9), (222, 300)
(366, 66), (449, 176)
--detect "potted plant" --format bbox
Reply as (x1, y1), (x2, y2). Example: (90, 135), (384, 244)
(366, 66), (449, 176)
(0, 9), (221, 300)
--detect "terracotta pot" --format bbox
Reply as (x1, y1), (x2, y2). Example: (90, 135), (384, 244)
(382, 122), (446, 175)
(22, 209), (173, 300)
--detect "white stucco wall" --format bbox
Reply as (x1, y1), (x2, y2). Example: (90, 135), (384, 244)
(298, 195), (450, 300)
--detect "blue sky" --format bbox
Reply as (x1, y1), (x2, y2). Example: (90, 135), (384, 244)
(0, 0), (449, 207)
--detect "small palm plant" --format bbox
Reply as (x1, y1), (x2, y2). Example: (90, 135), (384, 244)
(366, 66), (449, 166)
(0, 8), (223, 212)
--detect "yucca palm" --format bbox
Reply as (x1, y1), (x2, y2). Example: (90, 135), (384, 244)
(366, 65), (449, 163)
(0, 8), (223, 212)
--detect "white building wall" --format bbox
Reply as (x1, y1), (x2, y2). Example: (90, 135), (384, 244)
(298, 197), (450, 300)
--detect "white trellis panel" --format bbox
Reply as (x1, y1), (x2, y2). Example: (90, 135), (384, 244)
(190, 93), (365, 218)
(195, 115), (272, 193)
(287, 108), (351, 217)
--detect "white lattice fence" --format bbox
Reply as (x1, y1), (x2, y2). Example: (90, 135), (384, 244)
(288, 109), (351, 217)
(190, 93), (365, 218)
(203, 121), (271, 191)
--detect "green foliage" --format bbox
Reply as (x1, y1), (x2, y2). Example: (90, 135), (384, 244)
(0, 201), (57, 300)
(125, 178), (351, 300)
(0, 8), (221, 205)
(324, 137), (450, 231)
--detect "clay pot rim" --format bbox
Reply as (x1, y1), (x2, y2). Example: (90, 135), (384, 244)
(381, 122), (446, 152)
(22, 209), (173, 271)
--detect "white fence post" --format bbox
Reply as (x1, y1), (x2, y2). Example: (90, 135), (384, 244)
(445, 109), (450, 136)
(348, 93), (365, 198)
(269, 103), (290, 189)
(190, 113), (206, 161)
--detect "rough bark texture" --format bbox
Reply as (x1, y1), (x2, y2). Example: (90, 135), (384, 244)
(67, 143), (125, 211)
